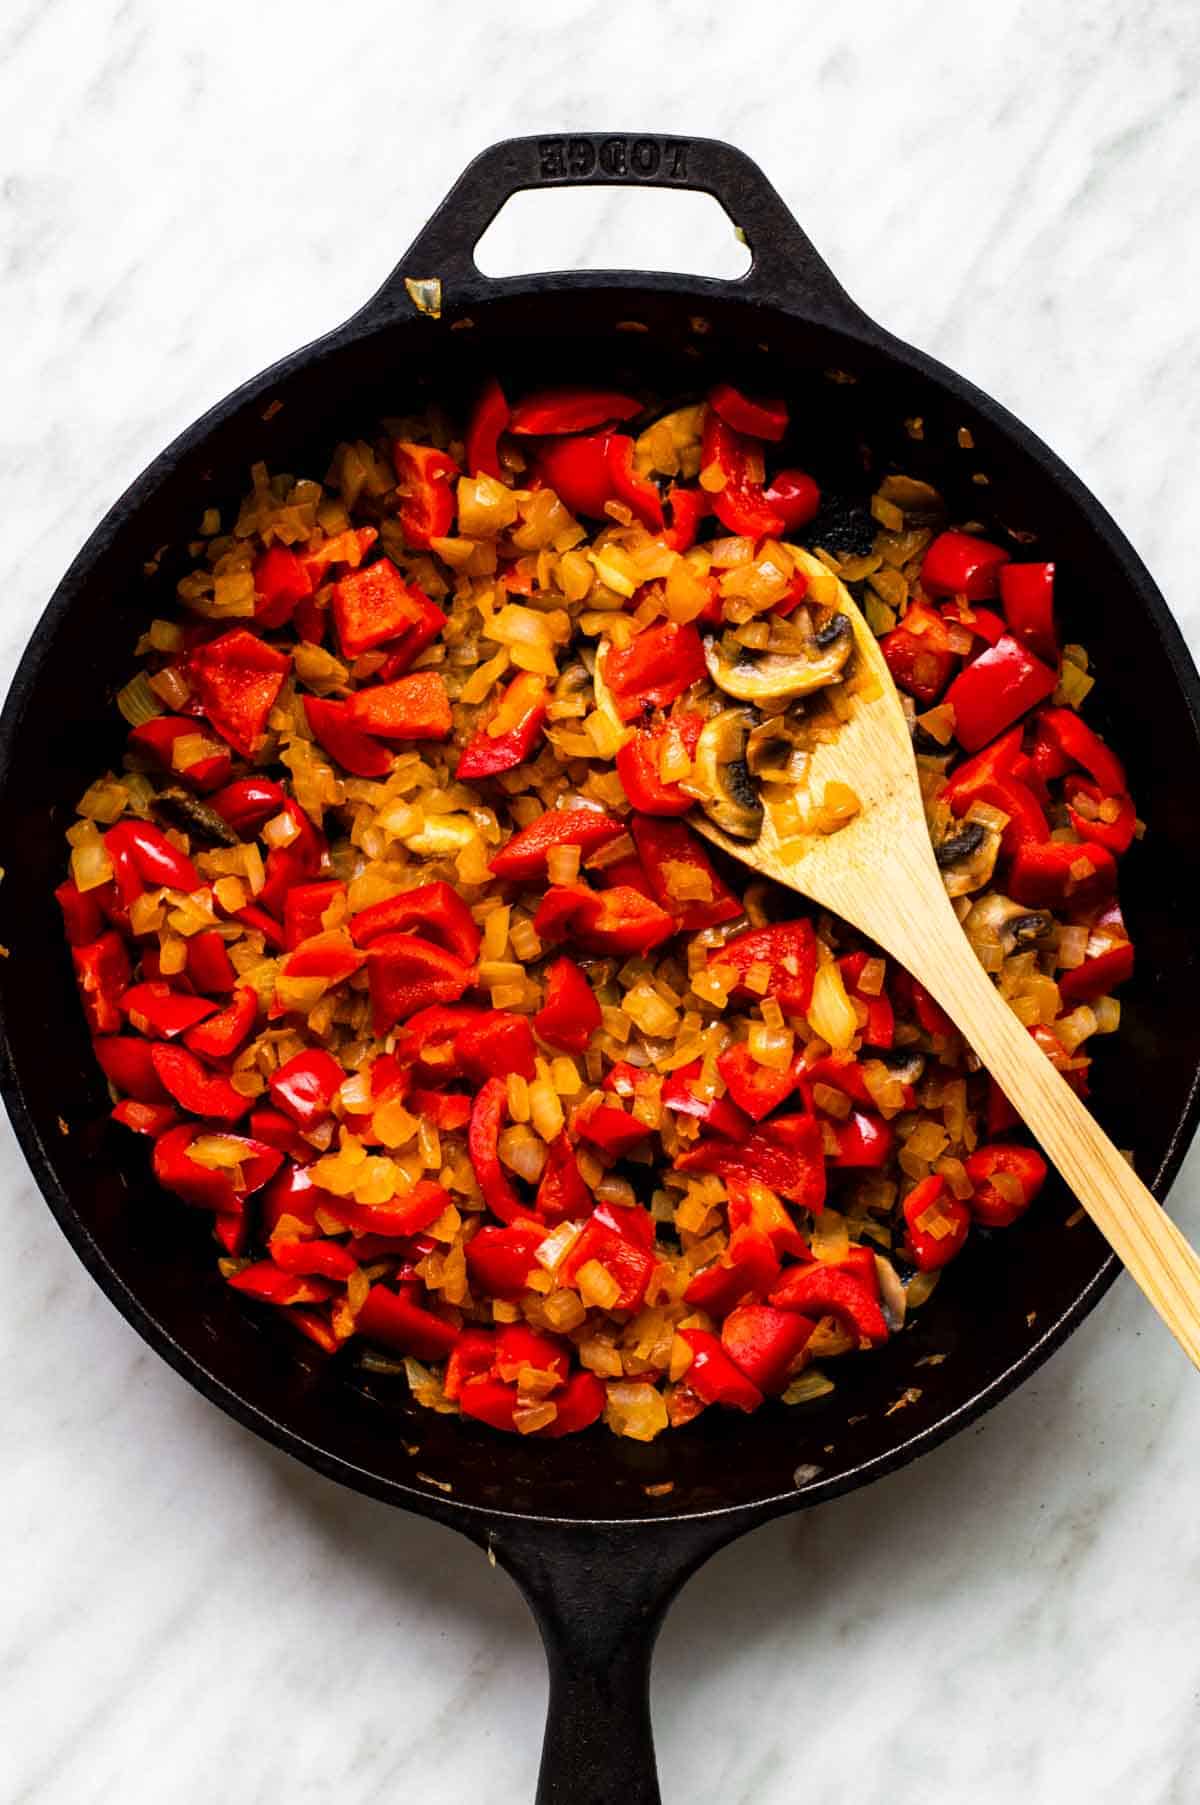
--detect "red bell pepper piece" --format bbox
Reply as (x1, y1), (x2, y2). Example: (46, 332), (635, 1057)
(492, 1322), (570, 1386)
(598, 855), (656, 900)
(1007, 840), (1116, 909)
(725, 1175), (810, 1262)
(716, 1042), (795, 1122)
(560, 1212), (655, 1311)
(357, 1282), (459, 1359)
(534, 883), (676, 956)
(615, 713), (704, 814)
(410, 1089), (472, 1133)
(443, 1328), (498, 1399)
(301, 695), (393, 779)
(126, 716), (232, 792)
(367, 933), (473, 1034)
(253, 1111), (320, 1170)
(879, 604), (961, 705)
(72, 933), (132, 1035)
(945, 634), (1058, 752)
(890, 970), (956, 1040)
(700, 412), (786, 539)
(392, 442), (459, 549)
(489, 806), (624, 880)
(331, 1181), (451, 1240)
(113, 1099), (179, 1136)
(346, 671), (451, 741)
(93, 1034), (171, 1102)
(965, 1142), (1048, 1228)
(1065, 778), (1136, 856)
(534, 956), (600, 1054)
(1035, 706), (1126, 794)
(208, 776), (287, 836)
(537, 431), (619, 519)
(606, 435), (665, 532)
(510, 387), (641, 435)
(827, 1108), (894, 1168)
(349, 880), (480, 963)
(942, 600), (1007, 651)
(685, 1227), (780, 1316)
(678, 1329), (764, 1412)
(468, 1075), (525, 1225)
(678, 1113), (827, 1210)
(184, 929), (235, 996)
(149, 1045), (252, 1122)
(942, 728), (1049, 854)
(280, 930), (366, 986)
(465, 377), (510, 479)
(603, 622), (707, 722)
(577, 1104), (653, 1156)
(710, 918), (817, 1014)
(153, 1125), (282, 1213)
(708, 382), (788, 442)
(456, 1012), (537, 1082)
(458, 1376), (522, 1431)
(57, 879), (105, 946)
(801, 1051), (916, 1113)
(629, 815), (741, 931)
(921, 530), (1011, 601)
(331, 558), (429, 660)
(282, 879), (345, 951)
(721, 1302), (815, 1394)
(227, 1262), (335, 1307)
(769, 1262), (888, 1345)
(396, 1004), (486, 1078)
(455, 672), (548, 779)
(1058, 937), (1134, 1005)
(297, 524), (378, 589)
(901, 1174), (971, 1270)
(538, 1370), (607, 1437)
(536, 1133), (591, 1224)
(761, 468), (821, 533)
(119, 982), (217, 1039)
(837, 951), (895, 1048)
(657, 1060), (752, 1141)
(183, 985), (258, 1060)
(259, 1162), (326, 1236)
(465, 1223), (547, 1299)
(268, 1236), (358, 1281)
(253, 545), (314, 628)
(376, 594), (448, 680)
(189, 628), (291, 758)
(659, 486), (709, 554)
(998, 561), (1058, 664)
(105, 820), (201, 895)
(268, 1047), (344, 1128)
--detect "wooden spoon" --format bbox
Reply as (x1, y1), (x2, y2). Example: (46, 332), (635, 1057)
(693, 553), (1200, 1367)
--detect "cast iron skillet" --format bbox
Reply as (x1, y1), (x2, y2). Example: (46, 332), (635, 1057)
(3, 135), (1200, 1804)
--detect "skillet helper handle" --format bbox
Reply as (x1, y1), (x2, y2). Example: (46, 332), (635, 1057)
(489, 1517), (739, 1805)
(367, 131), (865, 323)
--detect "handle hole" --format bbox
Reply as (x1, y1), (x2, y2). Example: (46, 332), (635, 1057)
(474, 187), (753, 281)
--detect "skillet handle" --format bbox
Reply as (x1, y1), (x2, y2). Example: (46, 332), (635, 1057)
(363, 132), (865, 326)
(488, 1515), (744, 1805)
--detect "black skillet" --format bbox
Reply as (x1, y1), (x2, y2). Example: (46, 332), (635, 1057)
(3, 135), (1200, 1804)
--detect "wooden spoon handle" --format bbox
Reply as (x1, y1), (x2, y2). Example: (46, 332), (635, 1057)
(892, 893), (1200, 1369)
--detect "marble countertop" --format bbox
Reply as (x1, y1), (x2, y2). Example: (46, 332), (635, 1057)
(5, 2), (1200, 1800)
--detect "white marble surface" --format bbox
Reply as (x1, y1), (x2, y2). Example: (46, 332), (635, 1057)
(4, 2), (1200, 1800)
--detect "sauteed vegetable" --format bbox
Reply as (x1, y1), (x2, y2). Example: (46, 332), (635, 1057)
(59, 381), (1137, 1440)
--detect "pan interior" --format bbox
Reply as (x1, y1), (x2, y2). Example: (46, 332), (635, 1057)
(5, 281), (1197, 1523)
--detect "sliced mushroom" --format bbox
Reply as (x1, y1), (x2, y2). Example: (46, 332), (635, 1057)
(151, 787), (239, 847)
(745, 712), (809, 784)
(874, 1046), (926, 1087)
(935, 818), (1000, 898)
(963, 891), (1054, 956)
(689, 708), (763, 840)
(704, 612), (853, 703)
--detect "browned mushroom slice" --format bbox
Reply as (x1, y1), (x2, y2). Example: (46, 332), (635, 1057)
(703, 613), (853, 704)
(963, 891), (1054, 956)
(687, 708), (763, 840)
(935, 818), (1001, 898)
(745, 712), (809, 783)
